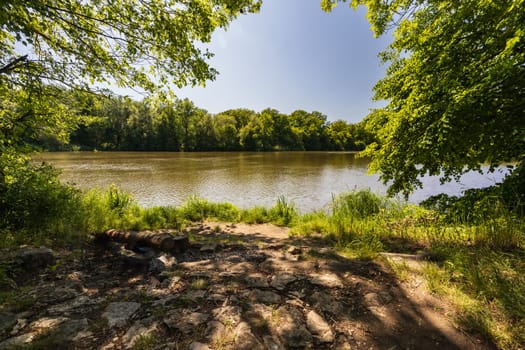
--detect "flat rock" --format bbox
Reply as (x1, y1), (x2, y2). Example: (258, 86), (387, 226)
(189, 342), (211, 350)
(148, 254), (177, 273)
(204, 321), (227, 343)
(270, 273), (297, 290)
(275, 306), (312, 348)
(200, 243), (218, 253)
(0, 332), (39, 348)
(164, 311), (209, 334)
(234, 321), (264, 350)
(247, 289), (282, 304)
(0, 312), (16, 334)
(245, 273), (269, 288)
(310, 291), (344, 315)
(306, 310), (334, 343)
(14, 247), (55, 271)
(102, 302), (141, 327)
(212, 306), (242, 326)
(309, 272), (344, 288)
(122, 319), (158, 349)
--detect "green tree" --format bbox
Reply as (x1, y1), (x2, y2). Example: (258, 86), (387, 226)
(324, 0), (525, 196)
(1, 0), (261, 154)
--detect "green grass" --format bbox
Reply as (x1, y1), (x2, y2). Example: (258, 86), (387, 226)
(2, 178), (523, 350)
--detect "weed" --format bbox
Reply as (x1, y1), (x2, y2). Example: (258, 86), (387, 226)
(133, 332), (159, 350)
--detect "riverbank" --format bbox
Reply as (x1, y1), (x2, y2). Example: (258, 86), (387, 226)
(1, 186), (524, 349)
(0, 222), (496, 349)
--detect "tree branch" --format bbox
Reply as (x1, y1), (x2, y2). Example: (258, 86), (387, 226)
(0, 55), (29, 75)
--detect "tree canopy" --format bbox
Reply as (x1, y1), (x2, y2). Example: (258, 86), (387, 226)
(324, 0), (525, 196)
(0, 0), (261, 152)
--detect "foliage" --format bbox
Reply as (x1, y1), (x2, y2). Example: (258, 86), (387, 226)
(0, 150), (83, 245)
(38, 92), (373, 152)
(324, 0), (525, 196)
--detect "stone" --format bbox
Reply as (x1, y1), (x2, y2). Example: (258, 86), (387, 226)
(118, 249), (150, 267)
(51, 318), (89, 342)
(234, 321), (264, 350)
(262, 335), (284, 350)
(245, 273), (269, 288)
(224, 254), (243, 263)
(200, 243), (218, 253)
(306, 310), (334, 343)
(309, 273), (344, 288)
(47, 295), (98, 316)
(0, 312), (16, 334)
(0, 332), (39, 348)
(248, 289), (282, 305)
(148, 254), (177, 273)
(30, 317), (68, 331)
(172, 236), (190, 253)
(270, 273), (297, 291)
(212, 306), (242, 326)
(164, 312), (209, 334)
(310, 291), (344, 315)
(275, 306), (312, 348)
(122, 319), (158, 349)
(102, 302), (141, 327)
(189, 342), (211, 350)
(287, 245), (302, 255)
(204, 321), (227, 343)
(15, 247), (55, 271)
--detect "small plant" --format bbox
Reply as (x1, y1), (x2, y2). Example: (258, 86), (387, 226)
(133, 332), (159, 350)
(190, 278), (209, 290)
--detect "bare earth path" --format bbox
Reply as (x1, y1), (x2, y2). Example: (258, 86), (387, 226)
(0, 222), (495, 349)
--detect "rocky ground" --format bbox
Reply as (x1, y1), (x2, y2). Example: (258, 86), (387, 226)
(0, 222), (494, 349)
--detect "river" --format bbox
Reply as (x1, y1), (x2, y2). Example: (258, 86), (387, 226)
(35, 152), (508, 213)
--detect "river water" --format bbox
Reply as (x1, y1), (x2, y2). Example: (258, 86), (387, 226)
(35, 152), (508, 213)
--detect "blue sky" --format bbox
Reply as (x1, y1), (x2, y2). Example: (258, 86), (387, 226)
(173, 0), (392, 124)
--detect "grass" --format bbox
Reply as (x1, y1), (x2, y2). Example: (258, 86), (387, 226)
(2, 180), (523, 349)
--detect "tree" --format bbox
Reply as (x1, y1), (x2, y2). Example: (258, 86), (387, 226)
(324, 0), (525, 196)
(0, 0), (261, 153)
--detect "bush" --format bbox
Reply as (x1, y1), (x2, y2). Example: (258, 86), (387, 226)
(0, 152), (83, 246)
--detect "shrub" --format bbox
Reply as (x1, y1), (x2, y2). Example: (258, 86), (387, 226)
(0, 152), (83, 246)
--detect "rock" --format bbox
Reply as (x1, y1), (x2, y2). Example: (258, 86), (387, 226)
(234, 321), (264, 350)
(204, 321), (227, 343)
(173, 236), (190, 253)
(262, 335), (284, 350)
(15, 247), (55, 271)
(51, 318), (89, 343)
(29, 316), (68, 331)
(47, 295), (100, 316)
(189, 342), (211, 350)
(200, 243), (218, 253)
(122, 319), (158, 349)
(275, 306), (312, 348)
(207, 294), (226, 302)
(164, 311), (209, 334)
(102, 302), (141, 327)
(118, 249), (151, 267)
(224, 254), (243, 263)
(287, 245), (302, 255)
(245, 273), (269, 288)
(306, 310), (334, 343)
(212, 306), (242, 326)
(0, 312), (16, 334)
(247, 289), (282, 304)
(310, 291), (344, 316)
(148, 254), (177, 273)
(309, 273), (344, 288)
(0, 332), (39, 348)
(270, 273), (297, 290)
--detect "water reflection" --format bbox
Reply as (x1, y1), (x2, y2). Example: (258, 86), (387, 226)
(35, 152), (507, 213)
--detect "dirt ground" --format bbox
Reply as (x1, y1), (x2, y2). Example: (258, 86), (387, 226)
(0, 222), (495, 349)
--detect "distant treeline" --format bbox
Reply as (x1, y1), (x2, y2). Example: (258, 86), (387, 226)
(39, 93), (376, 152)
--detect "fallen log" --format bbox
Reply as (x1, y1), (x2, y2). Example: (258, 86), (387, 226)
(99, 229), (188, 253)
